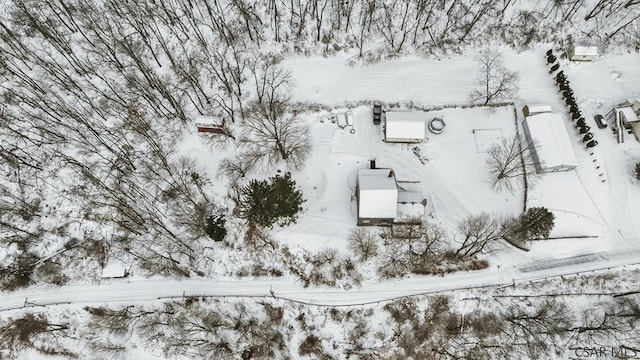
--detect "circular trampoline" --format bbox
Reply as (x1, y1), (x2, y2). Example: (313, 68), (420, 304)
(428, 117), (446, 134)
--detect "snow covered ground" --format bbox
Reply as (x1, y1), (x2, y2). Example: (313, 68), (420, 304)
(275, 46), (640, 265)
(2, 247), (640, 313)
(169, 46), (640, 275)
(4, 44), (640, 360)
(274, 105), (521, 254)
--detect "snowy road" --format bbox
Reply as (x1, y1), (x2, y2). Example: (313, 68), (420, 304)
(1, 247), (639, 311)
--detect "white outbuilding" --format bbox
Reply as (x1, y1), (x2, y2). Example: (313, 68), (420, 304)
(356, 168), (398, 225)
(385, 111), (426, 143)
(522, 112), (578, 173)
(101, 261), (128, 279)
(195, 115), (226, 134)
(568, 43), (598, 61)
(522, 104), (552, 117)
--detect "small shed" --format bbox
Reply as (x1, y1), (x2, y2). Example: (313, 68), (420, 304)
(385, 111), (426, 143)
(568, 43), (598, 61)
(101, 261), (128, 279)
(522, 104), (552, 117)
(357, 168), (398, 226)
(522, 112), (578, 173)
(195, 115), (226, 133)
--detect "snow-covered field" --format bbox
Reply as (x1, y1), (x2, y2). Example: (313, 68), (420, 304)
(274, 47), (640, 265)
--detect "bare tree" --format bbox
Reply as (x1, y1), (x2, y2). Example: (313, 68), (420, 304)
(455, 213), (508, 257)
(377, 239), (411, 279)
(407, 222), (447, 274)
(218, 156), (253, 181)
(85, 305), (154, 337)
(486, 135), (538, 193)
(241, 62), (310, 169)
(348, 228), (379, 262)
(378, 222), (446, 277)
(134, 300), (289, 359)
(0, 312), (73, 357)
(88, 340), (128, 359)
(470, 47), (519, 105)
(501, 299), (573, 358)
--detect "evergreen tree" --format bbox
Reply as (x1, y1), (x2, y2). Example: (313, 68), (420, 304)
(204, 215), (227, 242)
(635, 162), (640, 181)
(239, 172), (304, 228)
(515, 207), (555, 240)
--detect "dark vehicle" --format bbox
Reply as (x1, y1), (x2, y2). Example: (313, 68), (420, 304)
(373, 102), (382, 125)
(594, 114), (607, 129)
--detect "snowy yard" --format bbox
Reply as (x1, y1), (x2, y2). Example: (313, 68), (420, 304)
(172, 47), (640, 266)
(274, 105), (522, 253)
(277, 47), (640, 263)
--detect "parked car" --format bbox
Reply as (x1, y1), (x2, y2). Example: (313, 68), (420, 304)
(594, 114), (607, 129)
(373, 102), (382, 125)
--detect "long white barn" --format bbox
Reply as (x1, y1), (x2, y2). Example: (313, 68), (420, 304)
(522, 112), (578, 173)
(385, 111), (426, 143)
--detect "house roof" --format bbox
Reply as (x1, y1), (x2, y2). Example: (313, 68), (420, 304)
(397, 190), (423, 203)
(358, 169), (397, 190)
(385, 112), (426, 140)
(195, 115), (224, 127)
(524, 104), (552, 115)
(617, 106), (639, 123)
(572, 44), (598, 56)
(358, 169), (397, 219)
(101, 261), (127, 278)
(523, 112), (578, 171)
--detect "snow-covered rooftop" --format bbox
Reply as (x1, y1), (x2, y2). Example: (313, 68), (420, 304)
(572, 44), (598, 56)
(523, 104), (552, 116)
(358, 168), (397, 190)
(385, 111), (426, 141)
(358, 169), (397, 219)
(523, 112), (578, 172)
(194, 115), (224, 127)
(618, 106), (639, 123)
(397, 190), (423, 203)
(101, 261), (127, 278)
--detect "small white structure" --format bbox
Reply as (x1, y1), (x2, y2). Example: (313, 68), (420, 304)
(385, 111), (426, 143)
(568, 43), (598, 61)
(357, 168), (398, 226)
(195, 115), (225, 134)
(522, 112), (578, 173)
(101, 261), (128, 279)
(522, 104), (552, 117)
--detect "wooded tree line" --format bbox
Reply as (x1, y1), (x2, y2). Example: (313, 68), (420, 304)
(2, 288), (640, 359)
